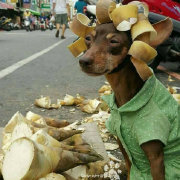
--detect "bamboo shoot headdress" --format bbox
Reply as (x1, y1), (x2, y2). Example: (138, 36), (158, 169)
(68, 0), (171, 80)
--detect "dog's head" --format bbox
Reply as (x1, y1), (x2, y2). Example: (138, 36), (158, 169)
(79, 23), (132, 76)
(79, 18), (173, 76)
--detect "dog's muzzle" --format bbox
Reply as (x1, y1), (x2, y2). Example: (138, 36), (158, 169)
(79, 57), (93, 68)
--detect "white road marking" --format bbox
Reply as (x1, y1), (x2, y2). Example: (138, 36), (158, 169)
(0, 38), (68, 79)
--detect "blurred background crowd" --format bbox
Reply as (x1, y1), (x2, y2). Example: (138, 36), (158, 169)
(0, 0), (99, 31)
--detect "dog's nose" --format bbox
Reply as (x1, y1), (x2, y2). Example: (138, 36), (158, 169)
(79, 57), (93, 67)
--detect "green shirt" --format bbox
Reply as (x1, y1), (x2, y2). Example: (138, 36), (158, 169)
(102, 74), (180, 180)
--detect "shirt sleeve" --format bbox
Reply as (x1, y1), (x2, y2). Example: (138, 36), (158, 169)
(66, 0), (69, 4)
(134, 102), (170, 146)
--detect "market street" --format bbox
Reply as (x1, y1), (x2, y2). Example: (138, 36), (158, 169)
(0, 29), (179, 126)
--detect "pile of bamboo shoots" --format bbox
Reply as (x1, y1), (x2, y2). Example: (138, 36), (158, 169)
(35, 91), (110, 114)
(0, 112), (103, 180)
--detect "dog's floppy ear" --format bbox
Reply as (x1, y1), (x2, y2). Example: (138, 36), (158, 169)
(150, 18), (173, 48)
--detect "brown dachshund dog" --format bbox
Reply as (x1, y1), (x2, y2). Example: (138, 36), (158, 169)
(79, 20), (174, 180)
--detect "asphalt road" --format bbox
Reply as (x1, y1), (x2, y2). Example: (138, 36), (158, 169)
(0, 29), (105, 126)
(0, 29), (179, 126)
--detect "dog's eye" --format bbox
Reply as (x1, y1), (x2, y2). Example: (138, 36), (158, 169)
(85, 36), (91, 41)
(85, 36), (92, 49)
(110, 39), (119, 44)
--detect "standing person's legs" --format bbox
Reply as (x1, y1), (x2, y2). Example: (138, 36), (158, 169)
(61, 24), (66, 39)
(55, 14), (61, 37)
(60, 14), (68, 39)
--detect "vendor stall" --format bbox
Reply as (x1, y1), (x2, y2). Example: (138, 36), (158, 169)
(20, 8), (40, 16)
(0, 2), (14, 10)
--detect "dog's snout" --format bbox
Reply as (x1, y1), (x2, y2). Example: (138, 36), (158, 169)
(79, 57), (93, 67)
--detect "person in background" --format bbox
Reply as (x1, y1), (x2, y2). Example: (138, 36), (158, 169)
(40, 12), (48, 27)
(23, 9), (31, 20)
(74, 0), (87, 14)
(52, 0), (70, 39)
(40, 12), (47, 22)
(30, 14), (35, 30)
(23, 9), (33, 29)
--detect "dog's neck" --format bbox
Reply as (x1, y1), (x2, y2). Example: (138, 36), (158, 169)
(105, 57), (144, 107)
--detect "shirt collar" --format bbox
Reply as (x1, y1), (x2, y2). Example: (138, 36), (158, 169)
(102, 74), (156, 112)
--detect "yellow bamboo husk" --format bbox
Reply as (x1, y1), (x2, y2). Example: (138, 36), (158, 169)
(69, 13), (95, 38)
(128, 41), (157, 63)
(67, 37), (87, 57)
(96, 0), (113, 24)
(131, 14), (157, 41)
(110, 4), (138, 30)
(131, 57), (153, 81)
